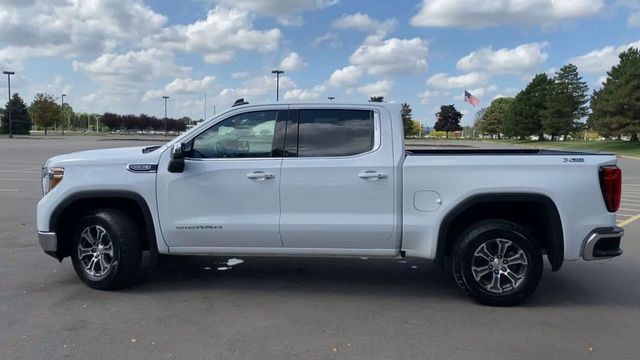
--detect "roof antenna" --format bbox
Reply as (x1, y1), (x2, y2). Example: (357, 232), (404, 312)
(232, 98), (249, 107)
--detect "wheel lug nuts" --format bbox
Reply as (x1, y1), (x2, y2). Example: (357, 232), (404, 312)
(493, 270), (499, 274)
(503, 260), (508, 264)
(489, 265), (493, 269)
(502, 267), (507, 271)
(497, 255), (502, 259)
(490, 258), (494, 261)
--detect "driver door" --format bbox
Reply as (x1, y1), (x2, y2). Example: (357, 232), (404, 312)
(156, 108), (287, 249)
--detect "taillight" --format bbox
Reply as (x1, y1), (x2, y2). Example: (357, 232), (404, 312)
(599, 166), (621, 212)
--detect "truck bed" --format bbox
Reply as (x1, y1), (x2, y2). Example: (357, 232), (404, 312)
(406, 148), (608, 156)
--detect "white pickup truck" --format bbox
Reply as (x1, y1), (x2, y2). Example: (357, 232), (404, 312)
(37, 102), (624, 306)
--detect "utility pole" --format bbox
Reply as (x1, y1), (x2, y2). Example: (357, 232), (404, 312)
(271, 69), (284, 102)
(61, 94), (66, 135)
(3, 71), (14, 138)
(162, 96), (169, 137)
(204, 91), (207, 120)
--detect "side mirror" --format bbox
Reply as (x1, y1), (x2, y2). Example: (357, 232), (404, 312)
(168, 143), (186, 173)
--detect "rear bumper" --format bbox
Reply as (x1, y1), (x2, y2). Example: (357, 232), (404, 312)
(582, 226), (624, 260)
(38, 231), (59, 259)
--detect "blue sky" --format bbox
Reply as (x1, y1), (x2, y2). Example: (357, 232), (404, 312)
(1, 0), (639, 126)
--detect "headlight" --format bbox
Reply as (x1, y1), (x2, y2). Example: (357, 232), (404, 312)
(42, 167), (64, 195)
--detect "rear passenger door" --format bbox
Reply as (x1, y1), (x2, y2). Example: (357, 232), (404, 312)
(279, 107), (396, 249)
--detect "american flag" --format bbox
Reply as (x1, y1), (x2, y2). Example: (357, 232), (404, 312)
(464, 90), (480, 107)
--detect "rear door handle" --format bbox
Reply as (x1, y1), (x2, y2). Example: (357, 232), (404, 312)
(358, 171), (388, 179)
(246, 171), (275, 180)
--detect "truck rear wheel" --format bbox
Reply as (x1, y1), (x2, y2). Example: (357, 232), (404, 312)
(70, 209), (142, 290)
(452, 219), (543, 306)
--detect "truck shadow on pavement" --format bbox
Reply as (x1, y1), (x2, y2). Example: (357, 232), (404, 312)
(131, 256), (462, 300)
(119, 255), (640, 308)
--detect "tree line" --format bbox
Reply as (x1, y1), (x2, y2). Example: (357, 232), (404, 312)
(474, 47), (640, 141)
(0, 92), (190, 135)
(100, 113), (188, 133)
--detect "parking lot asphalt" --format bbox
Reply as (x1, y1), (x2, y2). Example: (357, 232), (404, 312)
(1, 136), (639, 360)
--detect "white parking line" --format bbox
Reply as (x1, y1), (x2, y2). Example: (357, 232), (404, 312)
(619, 214), (640, 227)
(0, 178), (39, 181)
(619, 208), (640, 212)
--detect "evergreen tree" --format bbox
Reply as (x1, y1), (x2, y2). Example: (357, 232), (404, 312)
(504, 74), (554, 139)
(368, 96), (384, 102)
(477, 97), (514, 139)
(1, 94), (31, 135)
(542, 64), (589, 139)
(434, 104), (463, 138)
(589, 47), (640, 140)
(401, 102), (416, 137)
(30, 93), (61, 135)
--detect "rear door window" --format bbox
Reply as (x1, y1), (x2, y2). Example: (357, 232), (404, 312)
(297, 109), (374, 157)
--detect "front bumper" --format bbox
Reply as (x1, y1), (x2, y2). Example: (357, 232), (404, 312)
(582, 226), (624, 260)
(38, 231), (59, 259)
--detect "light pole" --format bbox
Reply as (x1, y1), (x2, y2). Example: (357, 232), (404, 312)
(3, 71), (14, 138)
(61, 94), (66, 135)
(328, 96), (335, 102)
(162, 96), (169, 137)
(271, 69), (284, 102)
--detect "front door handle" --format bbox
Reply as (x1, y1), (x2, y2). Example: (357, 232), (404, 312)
(358, 171), (388, 179)
(246, 171), (275, 180)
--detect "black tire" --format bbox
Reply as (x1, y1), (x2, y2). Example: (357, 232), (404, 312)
(70, 209), (142, 290)
(452, 219), (543, 306)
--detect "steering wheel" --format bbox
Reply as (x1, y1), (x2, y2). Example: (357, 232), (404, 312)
(215, 142), (238, 158)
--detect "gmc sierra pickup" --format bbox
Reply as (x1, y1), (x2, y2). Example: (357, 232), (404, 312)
(37, 102), (624, 306)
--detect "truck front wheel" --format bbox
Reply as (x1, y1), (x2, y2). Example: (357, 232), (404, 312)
(452, 219), (543, 306)
(70, 209), (142, 290)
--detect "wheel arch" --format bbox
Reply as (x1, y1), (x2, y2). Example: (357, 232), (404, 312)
(50, 190), (159, 261)
(436, 193), (564, 271)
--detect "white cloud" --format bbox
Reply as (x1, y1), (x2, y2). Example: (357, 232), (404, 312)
(231, 71), (250, 79)
(143, 6), (281, 64)
(357, 80), (394, 97)
(0, 0), (167, 68)
(620, 0), (640, 27)
(411, 0), (603, 28)
(427, 72), (489, 89)
(417, 90), (443, 104)
(630, 11), (640, 27)
(312, 32), (341, 48)
(73, 49), (190, 92)
(216, 74), (297, 105)
(350, 36), (428, 76)
(332, 13), (397, 33)
(284, 85), (326, 100)
(215, 0), (339, 25)
(143, 76), (216, 101)
(457, 42), (549, 74)
(568, 40), (640, 74)
(279, 52), (307, 71)
(328, 65), (364, 88)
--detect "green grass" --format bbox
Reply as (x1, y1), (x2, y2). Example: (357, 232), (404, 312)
(485, 139), (640, 157)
